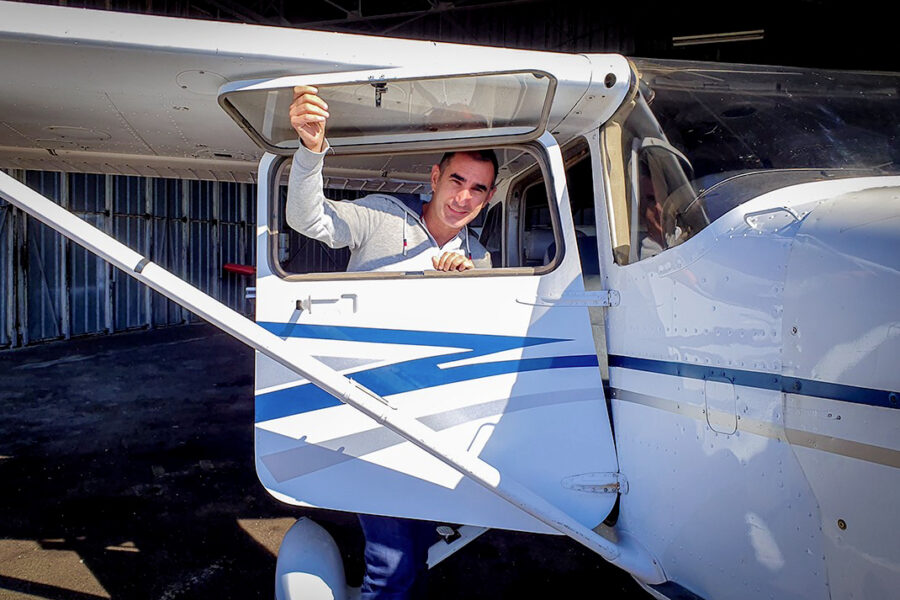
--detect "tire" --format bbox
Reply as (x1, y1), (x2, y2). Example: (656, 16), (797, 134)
(275, 517), (348, 600)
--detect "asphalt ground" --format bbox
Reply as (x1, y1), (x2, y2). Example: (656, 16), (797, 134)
(0, 324), (647, 599)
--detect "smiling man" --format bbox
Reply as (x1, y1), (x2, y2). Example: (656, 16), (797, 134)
(286, 85), (495, 274)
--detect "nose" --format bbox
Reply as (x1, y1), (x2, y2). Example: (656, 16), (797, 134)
(455, 188), (474, 205)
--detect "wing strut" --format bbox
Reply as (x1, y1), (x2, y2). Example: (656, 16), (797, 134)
(0, 170), (665, 585)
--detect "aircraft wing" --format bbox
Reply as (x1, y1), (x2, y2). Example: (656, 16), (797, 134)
(0, 0), (598, 182)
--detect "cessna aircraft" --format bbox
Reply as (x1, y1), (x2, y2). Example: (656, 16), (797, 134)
(1, 2), (898, 599)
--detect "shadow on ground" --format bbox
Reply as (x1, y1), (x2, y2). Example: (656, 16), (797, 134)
(0, 324), (646, 599)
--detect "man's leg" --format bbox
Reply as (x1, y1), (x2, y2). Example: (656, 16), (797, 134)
(358, 514), (437, 600)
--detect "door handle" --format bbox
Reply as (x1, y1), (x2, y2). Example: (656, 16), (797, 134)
(296, 293), (357, 314)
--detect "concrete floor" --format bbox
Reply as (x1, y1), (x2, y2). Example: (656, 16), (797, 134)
(0, 324), (646, 599)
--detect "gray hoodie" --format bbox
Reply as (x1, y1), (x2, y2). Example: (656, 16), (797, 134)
(285, 145), (491, 273)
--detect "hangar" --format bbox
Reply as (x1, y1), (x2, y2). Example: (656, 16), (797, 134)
(1, 2), (897, 599)
(1, 0), (892, 349)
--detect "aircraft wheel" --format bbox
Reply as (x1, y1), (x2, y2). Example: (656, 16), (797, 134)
(275, 517), (348, 600)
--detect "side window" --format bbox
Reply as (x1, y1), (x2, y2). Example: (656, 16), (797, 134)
(602, 91), (707, 266)
(630, 146), (694, 262)
(515, 140), (597, 274)
(273, 146), (562, 277)
(478, 202), (503, 267)
(521, 182), (555, 267)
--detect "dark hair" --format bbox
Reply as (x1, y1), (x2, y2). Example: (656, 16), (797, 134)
(438, 150), (499, 186)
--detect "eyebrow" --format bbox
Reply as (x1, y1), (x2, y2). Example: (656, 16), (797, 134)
(449, 172), (489, 193)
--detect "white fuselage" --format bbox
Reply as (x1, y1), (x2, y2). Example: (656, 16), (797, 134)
(602, 177), (900, 599)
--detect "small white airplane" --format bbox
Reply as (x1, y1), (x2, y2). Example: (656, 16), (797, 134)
(1, 2), (898, 599)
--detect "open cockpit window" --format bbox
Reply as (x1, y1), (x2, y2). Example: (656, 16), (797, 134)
(220, 69), (556, 154)
(220, 68), (565, 279)
(270, 145), (563, 279)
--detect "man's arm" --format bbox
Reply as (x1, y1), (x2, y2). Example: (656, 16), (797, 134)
(285, 86), (373, 250)
(469, 236), (492, 269)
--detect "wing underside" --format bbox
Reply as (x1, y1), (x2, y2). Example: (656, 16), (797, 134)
(0, 1), (599, 182)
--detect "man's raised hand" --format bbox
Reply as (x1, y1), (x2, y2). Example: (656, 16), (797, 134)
(290, 85), (329, 153)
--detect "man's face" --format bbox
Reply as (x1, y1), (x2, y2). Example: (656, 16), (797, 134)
(427, 153), (496, 233)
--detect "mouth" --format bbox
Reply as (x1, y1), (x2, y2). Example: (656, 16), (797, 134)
(446, 206), (469, 219)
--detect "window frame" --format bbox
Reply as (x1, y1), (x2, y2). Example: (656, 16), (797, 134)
(266, 141), (566, 281)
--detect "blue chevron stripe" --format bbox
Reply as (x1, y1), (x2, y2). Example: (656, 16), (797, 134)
(256, 354), (600, 423)
(254, 322), (597, 423)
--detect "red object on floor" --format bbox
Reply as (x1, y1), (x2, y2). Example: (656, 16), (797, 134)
(223, 263), (255, 276)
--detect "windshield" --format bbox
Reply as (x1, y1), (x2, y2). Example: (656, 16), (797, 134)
(605, 59), (899, 264)
(635, 59), (899, 212)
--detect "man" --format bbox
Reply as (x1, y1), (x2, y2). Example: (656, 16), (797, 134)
(286, 85), (497, 599)
(286, 85), (495, 274)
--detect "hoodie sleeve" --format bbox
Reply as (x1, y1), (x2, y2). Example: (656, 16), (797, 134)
(285, 144), (372, 250)
(468, 233), (493, 269)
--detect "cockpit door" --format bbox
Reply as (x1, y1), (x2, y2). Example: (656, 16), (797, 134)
(221, 67), (620, 534)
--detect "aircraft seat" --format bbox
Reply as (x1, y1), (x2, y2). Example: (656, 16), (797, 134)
(543, 235), (600, 275)
(522, 227), (555, 266)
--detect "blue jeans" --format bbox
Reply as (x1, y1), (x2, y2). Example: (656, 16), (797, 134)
(358, 514), (438, 600)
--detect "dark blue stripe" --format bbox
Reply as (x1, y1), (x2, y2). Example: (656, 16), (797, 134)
(609, 355), (900, 410)
(258, 321), (563, 350)
(256, 354), (599, 423)
(257, 384), (338, 421)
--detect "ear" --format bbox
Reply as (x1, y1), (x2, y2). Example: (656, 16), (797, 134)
(484, 185), (497, 206)
(430, 164), (441, 190)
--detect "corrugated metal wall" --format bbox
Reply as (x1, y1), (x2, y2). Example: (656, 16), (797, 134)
(1, 169), (256, 349)
(1, 196), (11, 348)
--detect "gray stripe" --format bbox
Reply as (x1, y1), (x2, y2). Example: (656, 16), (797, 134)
(256, 354), (381, 390)
(783, 427), (900, 469)
(260, 388), (596, 483)
(612, 388), (900, 468)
